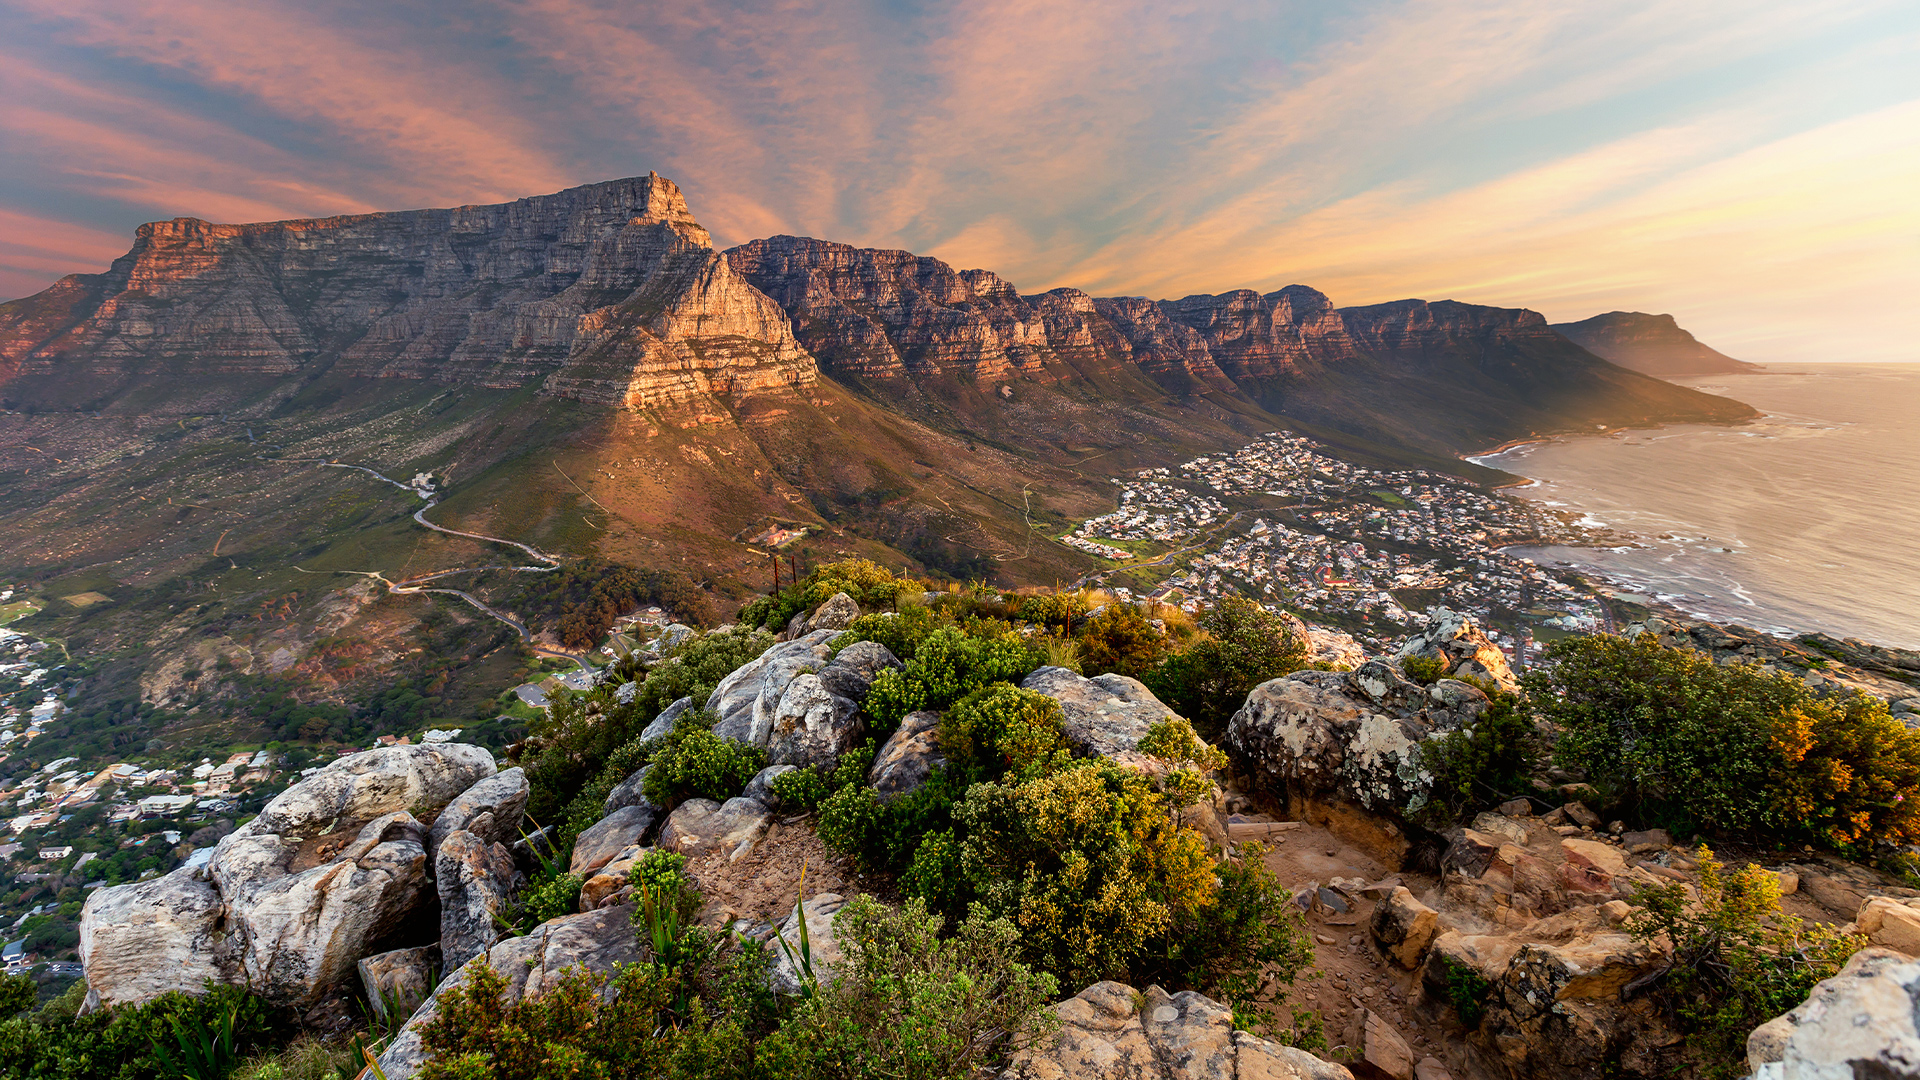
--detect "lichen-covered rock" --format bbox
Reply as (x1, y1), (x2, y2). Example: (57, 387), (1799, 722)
(436, 830), (519, 975)
(377, 905), (644, 1080)
(77, 867), (237, 1009)
(818, 640), (901, 702)
(998, 980), (1354, 1080)
(708, 630), (837, 747)
(1392, 608), (1517, 693)
(1021, 666), (1181, 758)
(658, 797), (772, 861)
(765, 673), (862, 768)
(1746, 947), (1920, 1079)
(639, 696), (693, 742)
(569, 803), (658, 877)
(808, 592), (861, 633)
(743, 764), (796, 809)
(253, 743), (496, 841)
(868, 710), (946, 798)
(603, 763), (659, 817)
(1474, 934), (1671, 1080)
(769, 893), (846, 995)
(428, 766), (527, 861)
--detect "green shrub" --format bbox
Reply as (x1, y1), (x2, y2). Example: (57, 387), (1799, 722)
(814, 762), (965, 875)
(830, 604), (943, 663)
(1144, 597), (1310, 741)
(1440, 958), (1490, 1028)
(1016, 592), (1089, 632)
(1625, 845), (1863, 1079)
(0, 982), (279, 1080)
(1414, 691), (1543, 826)
(862, 628), (1043, 730)
(738, 559), (915, 631)
(1145, 842), (1314, 1026)
(752, 896), (1058, 1080)
(643, 712), (767, 806)
(770, 744), (876, 812)
(1077, 603), (1168, 678)
(1530, 634), (1920, 846)
(938, 683), (1072, 783)
(1399, 654), (1446, 685)
(518, 873), (583, 929)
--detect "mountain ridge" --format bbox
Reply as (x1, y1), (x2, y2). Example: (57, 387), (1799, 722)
(1551, 310), (1758, 377)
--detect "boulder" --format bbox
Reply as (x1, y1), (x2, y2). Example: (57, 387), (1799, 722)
(769, 892), (847, 995)
(1361, 1010), (1415, 1080)
(1747, 947), (1920, 1079)
(1370, 887), (1439, 969)
(358, 945), (439, 1028)
(428, 767), (528, 859)
(1620, 828), (1672, 855)
(639, 696), (693, 742)
(377, 905), (644, 1080)
(603, 763), (659, 817)
(707, 629), (838, 747)
(436, 830), (519, 975)
(569, 803), (658, 877)
(1020, 666), (1182, 758)
(1413, 1060), (1452, 1080)
(1392, 608), (1518, 693)
(808, 592), (861, 633)
(998, 979), (1355, 1080)
(765, 673), (863, 768)
(818, 639), (901, 702)
(869, 710), (946, 798)
(210, 810), (430, 1008)
(1563, 801), (1602, 829)
(247, 743), (496, 840)
(1474, 934), (1671, 1079)
(1853, 896), (1920, 955)
(658, 797), (772, 861)
(78, 867), (237, 1009)
(743, 764), (796, 809)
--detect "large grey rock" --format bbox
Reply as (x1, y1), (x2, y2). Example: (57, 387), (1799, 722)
(377, 905), (644, 1080)
(1393, 608), (1518, 693)
(998, 979), (1354, 1080)
(436, 830), (519, 975)
(1747, 947), (1920, 1079)
(639, 696), (693, 742)
(868, 710), (946, 798)
(819, 639), (901, 702)
(1226, 666), (1489, 815)
(708, 630), (837, 746)
(78, 867), (237, 1009)
(358, 944), (439, 1029)
(810, 592), (861, 632)
(658, 797), (773, 861)
(428, 767), (528, 860)
(766, 673), (862, 768)
(569, 803), (658, 877)
(250, 743), (496, 839)
(603, 763), (659, 817)
(769, 893), (846, 995)
(744, 764), (797, 809)
(210, 810), (430, 1007)
(1020, 666), (1180, 758)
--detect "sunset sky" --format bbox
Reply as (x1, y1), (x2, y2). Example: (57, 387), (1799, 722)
(2, 0), (1915, 363)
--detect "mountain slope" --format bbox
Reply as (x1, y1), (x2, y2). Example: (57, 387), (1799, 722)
(1551, 311), (1758, 377)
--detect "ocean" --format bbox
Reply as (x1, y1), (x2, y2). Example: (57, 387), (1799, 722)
(1471, 363), (1920, 649)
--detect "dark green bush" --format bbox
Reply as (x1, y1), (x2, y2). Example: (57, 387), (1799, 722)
(1144, 597), (1310, 740)
(1415, 691), (1544, 826)
(1145, 842), (1314, 1025)
(517, 873), (583, 930)
(737, 559), (915, 632)
(643, 712), (767, 807)
(770, 743), (876, 812)
(861, 628), (1042, 730)
(937, 683), (1071, 783)
(1399, 654), (1446, 685)
(1076, 603), (1168, 678)
(0, 982), (279, 1080)
(1016, 592), (1088, 633)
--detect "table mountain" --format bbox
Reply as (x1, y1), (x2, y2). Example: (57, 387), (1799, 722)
(1550, 311), (1758, 377)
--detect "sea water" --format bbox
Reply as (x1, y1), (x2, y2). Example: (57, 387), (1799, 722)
(1471, 363), (1920, 649)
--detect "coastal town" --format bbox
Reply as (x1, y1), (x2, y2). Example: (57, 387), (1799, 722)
(1068, 432), (1625, 661)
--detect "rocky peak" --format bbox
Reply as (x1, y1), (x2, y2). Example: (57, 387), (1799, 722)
(1156, 288), (1357, 382)
(1550, 311), (1757, 377)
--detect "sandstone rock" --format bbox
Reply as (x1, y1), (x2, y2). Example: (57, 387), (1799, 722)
(428, 767), (528, 859)
(1620, 828), (1672, 855)
(765, 673), (862, 768)
(77, 867), (237, 1009)
(569, 803), (658, 877)
(808, 592), (861, 633)
(1801, 872), (1869, 919)
(437, 830), (519, 975)
(1021, 666), (1182, 758)
(1746, 947), (1920, 1079)
(998, 978), (1355, 1080)
(1361, 1010), (1415, 1080)
(868, 710), (946, 798)
(251, 743), (496, 842)
(707, 629), (837, 747)
(818, 640), (901, 702)
(1474, 933), (1670, 1078)
(770, 893), (846, 995)
(1854, 896), (1920, 955)
(1391, 608), (1518, 693)
(603, 763), (658, 817)
(1470, 811), (1532, 845)
(358, 945), (439, 1028)
(1561, 839), (1628, 878)
(743, 764), (796, 809)
(378, 905), (644, 1080)
(658, 797), (772, 861)
(1563, 801), (1602, 828)
(1371, 887), (1440, 969)
(211, 810), (430, 1007)
(639, 697), (693, 742)
(1498, 798), (1533, 818)
(1412, 1059), (1452, 1080)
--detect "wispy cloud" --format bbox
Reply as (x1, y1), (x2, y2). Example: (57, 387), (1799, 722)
(0, 0), (1912, 359)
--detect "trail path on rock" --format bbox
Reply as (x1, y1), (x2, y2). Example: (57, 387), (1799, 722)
(283, 458), (597, 673)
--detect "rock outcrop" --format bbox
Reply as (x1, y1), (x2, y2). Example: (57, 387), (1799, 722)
(75, 867), (235, 1009)
(868, 710), (946, 798)
(1021, 666), (1182, 758)
(1746, 947), (1920, 1079)
(435, 830), (519, 975)
(707, 629), (839, 748)
(657, 797), (773, 862)
(1392, 609), (1518, 693)
(1, 175), (817, 412)
(1550, 312), (1757, 377)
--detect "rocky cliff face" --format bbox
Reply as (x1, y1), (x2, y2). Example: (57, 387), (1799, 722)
(1155, 285), (1359, 381)
(1551, 311), (1758, 377)
(0, 175), (817, 411)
